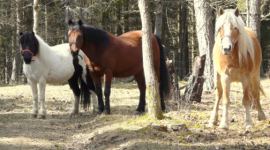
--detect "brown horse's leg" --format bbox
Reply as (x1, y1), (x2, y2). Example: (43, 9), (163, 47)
(252, 79), (266, 121)
(219, 75), (230, 129)
(242, 79), (253, 130)
(104, 71), (113, 114)
(92, 75), (104, 114)
(208, 73), (222, 127)
(134, 71), (146, 113)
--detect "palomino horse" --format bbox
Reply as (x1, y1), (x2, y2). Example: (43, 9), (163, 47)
(208, 8), (266, 130)
(67, 20), (169, 114)
(19, 32), (96, 118)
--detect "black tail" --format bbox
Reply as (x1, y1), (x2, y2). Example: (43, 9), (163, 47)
(80, 77), (90, 110)
(80, 68), (96, 110)
(156, 36), (170, 99)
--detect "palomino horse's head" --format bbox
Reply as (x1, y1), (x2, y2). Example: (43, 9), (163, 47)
(68, 20), (84, 55)
(19, 32), (39, 64)
(215, 8), (242, 55)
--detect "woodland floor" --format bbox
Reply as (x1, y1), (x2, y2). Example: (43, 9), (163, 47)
(0, 79), (270, 150)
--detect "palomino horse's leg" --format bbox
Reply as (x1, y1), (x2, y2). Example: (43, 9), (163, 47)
(219, 75), (230, 129)
(252, 78), (266, 121)
(104, 71), (113, 114)
(29, 80), (38, 118)
(208, 74), (222, 127)
(134, 71), (146, 113)
(68, 75), (81, 116)
(38, 78), (47, 119)
(242, 79), (253, 130)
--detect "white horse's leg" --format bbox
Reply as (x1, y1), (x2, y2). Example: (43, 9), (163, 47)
(29, 80), (38, 118)
(71, 94), (80, 115)
(209, 74), (222, 127)
(219, 75), (230, 129)
(38, 78), (47, 119)
(90, 90), (98, 113)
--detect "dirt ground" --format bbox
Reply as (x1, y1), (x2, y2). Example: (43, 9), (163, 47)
(0, 79), (270, 150)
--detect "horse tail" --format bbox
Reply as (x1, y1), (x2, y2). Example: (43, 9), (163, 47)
(155, 35), (170, 99)
(80, 75), (90, 110)
(259, 83), (266, 97)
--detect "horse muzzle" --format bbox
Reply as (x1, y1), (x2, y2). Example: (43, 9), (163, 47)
(21, 49), (35, 64)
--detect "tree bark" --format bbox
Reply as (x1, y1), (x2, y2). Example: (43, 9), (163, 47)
(138, 0), (163, 120)
(247, 0), (261, 40)
(154, 0), (163, 39)
(10, 0), (21, 84)
(179, 0), (189, 79)
(64, 0), (70, 42)
(33, 0), (39, 34)
(183, 55), (206, 102)
(193, 0), (214, 92)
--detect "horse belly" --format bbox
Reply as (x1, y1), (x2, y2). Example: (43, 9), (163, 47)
(46, 68), (74, 85)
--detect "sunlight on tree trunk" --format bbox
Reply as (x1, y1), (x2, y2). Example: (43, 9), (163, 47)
(193, 0), (214, 92)
(138, 0), (163, 120)
(33, 0), (39, 34)
(247, 0), (261, 40)
(154, 0), (163, 39)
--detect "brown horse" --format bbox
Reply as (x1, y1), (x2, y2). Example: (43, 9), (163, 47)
(67, 20), (169, 114)
(208, 8), (266, 130)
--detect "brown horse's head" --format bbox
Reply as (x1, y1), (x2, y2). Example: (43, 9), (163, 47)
(68, 20), (84, 55)
(215, 8), (241, 55)
(19, 32), (39, 64)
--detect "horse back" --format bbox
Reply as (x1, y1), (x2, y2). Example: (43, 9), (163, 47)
(101, 31), (160, 77)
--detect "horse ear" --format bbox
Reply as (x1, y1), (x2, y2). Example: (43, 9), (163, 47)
(19, 32), (23, 36)
(78, 20), (83, 26)
(235, 8), (240, 17)
(68, 19), (74, 26)
(32, 31), (35, 35)
(218, 7), (224, 16)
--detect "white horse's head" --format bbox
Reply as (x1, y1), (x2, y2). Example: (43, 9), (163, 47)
(19, 32), (39, 64)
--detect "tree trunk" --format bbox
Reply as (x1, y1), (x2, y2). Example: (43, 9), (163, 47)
(138, 0), (163, 120)
(64, 0), (70, 41)
(183, 55), (206, 102)
(179, 0), (189, 79)
(123, 0), (129, 33)
(44, 4), (48, 41)
(33, 0), (39, 34)
(193, 0), (214, 92)
(154, 0), (163, 39)
(10, 0), (21, 84)
(248, 0), (261, 40)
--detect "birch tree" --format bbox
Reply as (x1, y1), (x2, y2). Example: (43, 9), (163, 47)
(138, 0), (163, 119)
(33, 0), (39, 34)
(247, 0), (261, 40)
(154, 0), (163, 39)
(193, 0), (214, 91)
(10, 0), (21, 84)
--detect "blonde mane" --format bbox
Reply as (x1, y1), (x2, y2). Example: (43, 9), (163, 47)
(215, 9), (254, 67)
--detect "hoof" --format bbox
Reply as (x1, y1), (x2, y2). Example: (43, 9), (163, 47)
(69, 112), (80, 118)
(245, 124), (252, 132)
(218, 124), (228, 130)
(258, 112), (266, 121)
(134, 110), (145, 115)
(104, 110), (111, 115)
(38, 115), (46, 119)
(207, 122), (217, 128)
(31, 114), (37, 118)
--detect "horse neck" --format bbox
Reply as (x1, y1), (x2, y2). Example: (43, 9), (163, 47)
(35, 35), (56, 66)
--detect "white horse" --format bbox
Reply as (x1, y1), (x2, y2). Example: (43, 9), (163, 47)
(19, 32), (96, 118)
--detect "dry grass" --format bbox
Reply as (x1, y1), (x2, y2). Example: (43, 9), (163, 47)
(0, 79), (270, 150)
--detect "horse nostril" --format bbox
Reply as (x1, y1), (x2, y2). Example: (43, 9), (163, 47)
(224, 46), (231, 52)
